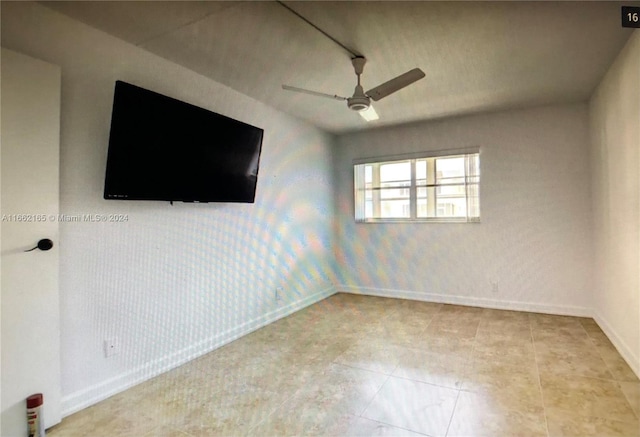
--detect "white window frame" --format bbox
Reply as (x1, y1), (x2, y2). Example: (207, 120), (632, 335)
(354, 148), (480, 223)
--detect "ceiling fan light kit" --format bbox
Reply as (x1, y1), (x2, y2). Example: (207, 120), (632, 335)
(348, 98), (370, 111)
(358, 105), (380, 122)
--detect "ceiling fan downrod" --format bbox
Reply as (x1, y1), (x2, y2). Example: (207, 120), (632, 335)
(348, 57), (371, 111)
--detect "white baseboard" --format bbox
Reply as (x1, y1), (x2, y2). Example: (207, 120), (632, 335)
(593, 311), (640, 379)
(61, 285), (337, 417)
(337, 285), (592, 317)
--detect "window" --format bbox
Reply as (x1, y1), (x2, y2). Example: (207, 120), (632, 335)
(354, 150), (480, 223)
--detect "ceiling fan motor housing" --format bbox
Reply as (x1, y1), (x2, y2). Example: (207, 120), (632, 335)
(348, 96), (370, 111)
(348, 83), (370, 111)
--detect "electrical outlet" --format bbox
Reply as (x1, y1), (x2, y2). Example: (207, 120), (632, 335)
(275, 287), (283, 302)
(491, 282), (499, 293)
(104, 338), (119, 357)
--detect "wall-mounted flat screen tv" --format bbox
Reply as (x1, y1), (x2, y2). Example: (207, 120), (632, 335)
(104, 81), (264, 203)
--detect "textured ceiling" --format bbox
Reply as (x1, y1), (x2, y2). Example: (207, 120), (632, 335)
(44, 1), (637, 134)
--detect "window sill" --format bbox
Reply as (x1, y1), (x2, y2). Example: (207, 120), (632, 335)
(355, 218), (481, 224)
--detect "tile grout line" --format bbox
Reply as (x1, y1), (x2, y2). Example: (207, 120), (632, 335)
(583, 323), (640, 422)
(244, 343), (346, 435)
(535, 318), (640, 428)
(329, 330), (395, 422)
(443, 312), (481, 437)
(358, 416), (432, 436)
(619, 380), (640, 421)
(582, 321), (640, 418)
(583, 321), (637, 387)
(539, 322), (634, 385)
(358, 372), (393, 420)
(529, 315), (551, 437)
(359, 307), (451, 433)
(443, 389), (463, 437)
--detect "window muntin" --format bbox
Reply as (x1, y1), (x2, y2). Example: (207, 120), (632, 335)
(354, 152), (480, 223)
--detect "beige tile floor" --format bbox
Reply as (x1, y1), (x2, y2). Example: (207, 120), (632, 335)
(48, 293), (640, 437)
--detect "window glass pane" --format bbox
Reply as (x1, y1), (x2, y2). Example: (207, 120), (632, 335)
(380, 184), (410, 199)
(436, 197), (467, 217)
(437, 184), (465, 196)
(380, 162), (410, 182)
(416, 159), (427, 182)
(417, 198), (428, 218)
(467, 155), (480, 177)
(417, 177), (430, 217)
(380, 200), (410, 218)
(365, 165), (373, 183)
(467, 183), (480, 218)
(436, 157), (465, 184)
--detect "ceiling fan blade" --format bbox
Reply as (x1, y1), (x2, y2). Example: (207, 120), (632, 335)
(282, 85), (347, 101)
(366, 68), (425, 102)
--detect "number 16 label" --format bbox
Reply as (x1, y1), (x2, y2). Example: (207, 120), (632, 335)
(622, 6), (640, 28)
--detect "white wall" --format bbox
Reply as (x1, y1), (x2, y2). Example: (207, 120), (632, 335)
(1, 2), (337, 416)
(589, 30), (640, 377)
(334, 104), (593, 315)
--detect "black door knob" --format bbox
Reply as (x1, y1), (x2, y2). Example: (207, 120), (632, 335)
(25, 239), (54, 252)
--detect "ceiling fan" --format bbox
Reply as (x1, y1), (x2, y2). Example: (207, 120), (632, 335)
(282, 56), (425, 121)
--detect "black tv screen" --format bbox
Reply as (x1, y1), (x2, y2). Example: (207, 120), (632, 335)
(104, 81), (263, 203)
